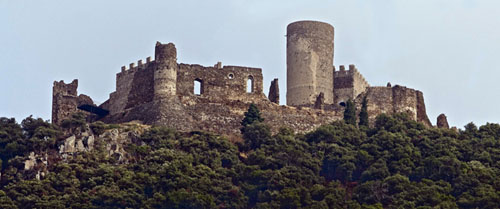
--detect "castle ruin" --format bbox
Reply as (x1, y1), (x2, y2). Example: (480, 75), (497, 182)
(52, 20), (432, 136)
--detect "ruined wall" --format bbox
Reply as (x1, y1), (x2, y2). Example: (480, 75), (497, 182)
(334, 64), (369, 104)
(287, 20), (334, 107)
(268, 78), (279, 104)
(176, 64), (265, 102)
(52, 80), (79, 125)
(52, 79), (94, 125)
(106, 57), (155, 115)
(357, 85), (431, 126)
(102, 96), (342, 136)
(57, 28), (433, 136)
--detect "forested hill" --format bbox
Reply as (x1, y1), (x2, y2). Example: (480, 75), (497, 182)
(0, 110), (499, 208)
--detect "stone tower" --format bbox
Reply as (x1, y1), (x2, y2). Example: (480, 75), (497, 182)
(154, 42), (178, 99)
(286, 20), (334, 107)
(52, 79), (78, 125)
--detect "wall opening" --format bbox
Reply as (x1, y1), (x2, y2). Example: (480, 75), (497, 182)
(194, 79), (203, 95)
(247, 76), (253, 93)
(339, 101), (346, 107)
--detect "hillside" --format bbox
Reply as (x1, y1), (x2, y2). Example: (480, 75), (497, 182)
(0, 111), (499, 208)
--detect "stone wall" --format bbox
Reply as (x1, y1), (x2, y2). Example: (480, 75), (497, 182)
(52, 80), (79, 125)
(356, 85), (431, 126)
(54, 34), (433, 136)
(268, 78), (279, 104)
(176, 64), (265, 102)
(105, 59), (155, 115)
(102, 96), (342, 136)
(334, 64), (369, 104)
(52, 79), (94, 125)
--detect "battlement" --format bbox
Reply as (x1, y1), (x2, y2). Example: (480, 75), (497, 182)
(334, 64), (368, 84)
(333, 64), (370, 104)
(52, 20), (434, 135)
(53, 79), (78, 97)
(119, 56), (154, 75)
(334, 64), (359, 75)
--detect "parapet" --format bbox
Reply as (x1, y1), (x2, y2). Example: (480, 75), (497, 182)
(53, 79), (78, 96)
(119, 56), (154, 75)
(155, 42), (177, 63)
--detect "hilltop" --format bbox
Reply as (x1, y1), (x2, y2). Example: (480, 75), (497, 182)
(0, 109), (499, 208)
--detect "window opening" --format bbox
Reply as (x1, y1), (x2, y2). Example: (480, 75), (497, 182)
(247, 76), (253, 93)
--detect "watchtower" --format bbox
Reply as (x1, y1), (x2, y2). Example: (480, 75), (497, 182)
(286, 20), (335, 107)
(154, 42), (178, 99)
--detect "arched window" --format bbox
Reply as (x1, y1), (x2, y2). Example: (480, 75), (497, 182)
(247, 76), (253, 93)
(194, 79), (203, 95)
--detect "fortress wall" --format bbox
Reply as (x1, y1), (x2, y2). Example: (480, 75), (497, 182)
(176, 64), (266, 102)
(104, 96), (341, 137)
(124, 64), (154, 109)
(108, 60), (154, 114)
(334, 65), (369, 104)
(52, 80), (79, 125)
(416, 91), (432, 126)
(392, 85), (418, 121)
(363, 87), (394, 122)
(358, 85), (431, 126)
(52, 79), (94, 125)
(352, 67), (369, 100)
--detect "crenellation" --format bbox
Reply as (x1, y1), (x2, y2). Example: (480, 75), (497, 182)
(349, 64), (356, 71)
(52, 20), (433, 136)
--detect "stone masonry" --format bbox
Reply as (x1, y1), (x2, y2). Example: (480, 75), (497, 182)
(52, 20), (433, 136)
(52, 79), (94, 125)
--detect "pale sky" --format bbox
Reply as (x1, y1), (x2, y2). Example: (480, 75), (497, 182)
(1, 0), (499, 128)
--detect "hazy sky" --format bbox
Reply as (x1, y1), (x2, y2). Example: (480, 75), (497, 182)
(1, 0), (499, 128)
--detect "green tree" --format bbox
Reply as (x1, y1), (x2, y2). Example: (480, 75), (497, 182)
(241, 103), (264, 128)
(343, 99), (356, 126)
(359, 96), (369, 127)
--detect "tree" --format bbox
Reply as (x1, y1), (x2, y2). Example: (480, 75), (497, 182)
(343, 99), (356, 126)
(359, 96), (369, 127)
(241, 103), (264, 128)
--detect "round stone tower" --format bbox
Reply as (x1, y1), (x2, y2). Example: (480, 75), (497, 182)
(286, 20), (334, 107)
(154, 42), (178, 99)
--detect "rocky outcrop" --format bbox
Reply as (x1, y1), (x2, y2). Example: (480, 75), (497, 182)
(25, 122), (150, 177)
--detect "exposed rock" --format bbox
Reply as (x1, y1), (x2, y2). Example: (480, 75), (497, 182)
(437, 113), (450, 129)
(24, 152), (36, 170)
(60, 135), (76, 154)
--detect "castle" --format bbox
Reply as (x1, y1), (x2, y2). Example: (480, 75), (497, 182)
(52, 21), (432, 136)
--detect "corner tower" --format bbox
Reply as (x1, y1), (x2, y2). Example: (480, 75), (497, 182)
(154, 42), (178, 99)
(286, 20), (334, 107)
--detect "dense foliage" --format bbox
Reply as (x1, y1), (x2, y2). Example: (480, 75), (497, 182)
(0, 111), (499, 208)
(343, 99), (356, 126)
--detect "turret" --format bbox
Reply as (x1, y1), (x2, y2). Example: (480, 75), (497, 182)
(286, 20), (335, 107)
(154, 42), (178, 99)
